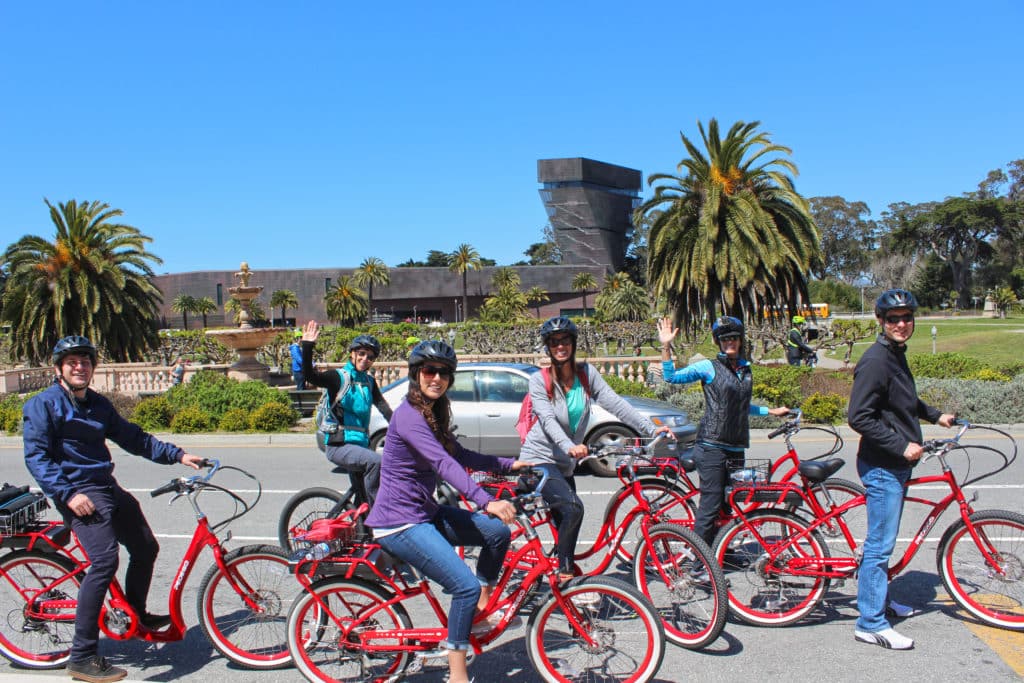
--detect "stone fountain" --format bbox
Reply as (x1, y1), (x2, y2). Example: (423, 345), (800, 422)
(204, 262), (284, 382)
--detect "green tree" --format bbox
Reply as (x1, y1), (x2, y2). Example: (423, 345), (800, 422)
(1, 199), (163, 363)
(490, 266), (520, 292)
(571, 271), (598, 318)
(638, 119), (820, 337)
(224, 297), (267, 325)
(352, 257), (390, 322)
(524, 225), (562, 265)
(808, 196), (876, 284)
(269, 289), (298, 326)
(595, 272), (649, 321)
(171, 293), (197, 330)
(194, 296), (217, 328)
(324, 275), (368, 326)
(990, 285), (1019, 318)
(449, 243), (482, 322)
(526, 286), (549, 318)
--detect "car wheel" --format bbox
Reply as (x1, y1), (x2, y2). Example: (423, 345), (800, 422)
(369, 430), (387, 453)
(584, 424), (640, 477)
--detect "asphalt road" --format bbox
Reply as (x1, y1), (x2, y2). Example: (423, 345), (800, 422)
(0, 425), (1022, 682)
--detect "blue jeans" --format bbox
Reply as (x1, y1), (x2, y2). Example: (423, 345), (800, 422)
(856, 460), (910, 632)
(376, 505), (511, 650)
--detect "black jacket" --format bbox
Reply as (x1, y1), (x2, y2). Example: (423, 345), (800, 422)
(848, 334), (941, 470)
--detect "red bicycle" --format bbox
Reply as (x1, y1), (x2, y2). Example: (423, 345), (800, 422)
(0, 460), (295, 669)
(713, 421), (1024, 630)
(285, 467), (668, 683)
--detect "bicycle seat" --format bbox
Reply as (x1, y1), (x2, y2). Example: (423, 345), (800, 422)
(797, 458), (845, 483)
(677, 454), (697, 473)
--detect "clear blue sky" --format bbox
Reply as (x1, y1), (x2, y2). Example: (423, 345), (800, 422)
(2, 1), (1021, 276)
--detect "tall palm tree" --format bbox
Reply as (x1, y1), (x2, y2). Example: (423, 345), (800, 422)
(526, 286), (549, 318)
(637, 119), (820, 336)
(324, 275), (368, 327)
(269, 289), (299, 326)
(491, 267), (520, 292)
(571, 272), (598, 318)
(1, 199), (163, 363)
(194, 296), (217, 328)
(352, 257), (390, 322)
(448, 244), (482, 323)
(172, 293), (197, 330)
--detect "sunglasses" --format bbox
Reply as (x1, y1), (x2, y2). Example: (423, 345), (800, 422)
(353, 349), (377, 361)
(884, 313), (915, 325)
(547, 336), (574, 348)
(420, 365), (453, 380)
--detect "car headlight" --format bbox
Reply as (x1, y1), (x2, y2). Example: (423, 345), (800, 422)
(650, 415), (687, 428)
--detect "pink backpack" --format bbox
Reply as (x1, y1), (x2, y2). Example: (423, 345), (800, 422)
(515, 364), (590, 443)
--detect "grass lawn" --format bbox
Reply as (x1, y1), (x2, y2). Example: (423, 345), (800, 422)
(856, 314), (1024, 368)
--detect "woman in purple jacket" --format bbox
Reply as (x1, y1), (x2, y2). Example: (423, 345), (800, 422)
(365, 340), (527, 683)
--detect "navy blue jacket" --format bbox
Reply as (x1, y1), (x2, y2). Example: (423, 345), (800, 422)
(23, 381), (184, 504)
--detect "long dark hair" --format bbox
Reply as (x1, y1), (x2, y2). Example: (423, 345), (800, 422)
(406, 368), (457, 454)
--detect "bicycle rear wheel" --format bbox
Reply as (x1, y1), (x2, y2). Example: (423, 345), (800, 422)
(632, 523), (727, 649)
(606, 477), (696, 563)
(287, 577), (412, 683)
(938, 509), (1024, 630)
(713, 509), (830, 627)
(196, 544), (294, 669)
(807, 478), (865, 561)
(0, 551), (79, 668)
(526, 576), (665, 683)
(278, 487), (352, 552)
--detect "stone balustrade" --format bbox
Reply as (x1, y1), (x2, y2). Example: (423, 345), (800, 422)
(1, 354), (664, 397)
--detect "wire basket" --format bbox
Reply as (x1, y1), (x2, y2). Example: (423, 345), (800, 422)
(728, 459), (771, 488)
(0, 494), (49, 535)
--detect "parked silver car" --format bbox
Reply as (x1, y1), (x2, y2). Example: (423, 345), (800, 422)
(367, 362), (696, 477)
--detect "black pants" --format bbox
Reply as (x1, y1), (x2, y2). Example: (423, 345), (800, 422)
(58, 483), (160, 661)
(532, 464), (584, 575)
(692, 444), (745, 547)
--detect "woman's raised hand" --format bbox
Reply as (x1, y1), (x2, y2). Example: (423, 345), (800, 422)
(657, 317), (678, 346)
(302, 319), (320, 343)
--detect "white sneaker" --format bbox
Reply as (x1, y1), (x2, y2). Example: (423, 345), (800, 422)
(854, 627), (914, 650)
(886, 599), (921, 619)
(471, 609), (522, 635)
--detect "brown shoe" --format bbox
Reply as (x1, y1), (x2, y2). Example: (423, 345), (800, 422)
(66, 656), (128, 683)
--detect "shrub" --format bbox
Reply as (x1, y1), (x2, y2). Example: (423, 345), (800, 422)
(248, 402), (297, 432)
(218, 408), (251, 432)
(963, 368), (1011, 382)
(227, 381), (291, 413)
(163, 372), (289, 423)
(800, 392), (846, 424)
(132, 396), (174, 431)
(0, 394), (24, 434)
(601, 374), (656, 399)
(909, 353), (984, 379)
(170, 406), (214, 433)
(916, 375), (1024, 424)
(752, 364), (806, 408)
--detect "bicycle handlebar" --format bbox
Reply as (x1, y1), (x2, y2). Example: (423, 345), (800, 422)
(767, 409), (802, 440)
(149, 458), (220, 498)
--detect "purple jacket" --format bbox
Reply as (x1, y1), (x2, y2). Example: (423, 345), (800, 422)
(365, 399), (514, 529)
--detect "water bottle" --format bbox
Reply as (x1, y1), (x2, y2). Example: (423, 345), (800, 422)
(303, 541), (333, 561)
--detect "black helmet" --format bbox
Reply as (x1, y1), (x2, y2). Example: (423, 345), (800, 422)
(711, 316), (744, 343)
(408, 340), (458, 371)
(52, 336), (97, 365)
(539, 316), (578, 344)
(348, 334), (381, 357)
(874, 289), (918, 317)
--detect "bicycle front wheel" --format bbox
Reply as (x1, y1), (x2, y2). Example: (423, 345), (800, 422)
(287, 577), (412, 683)
(714, 509), (830, 627)
(196, 544), (294, 669)
(0, 551), (79, 669)
(526, 576), (665, 683)
(631, 522), (727, 649)
(938, 509), (1024, 630)
(278, 487), (351, 552)
(607, 478), (696, 563)
(808, 478), (866, 561)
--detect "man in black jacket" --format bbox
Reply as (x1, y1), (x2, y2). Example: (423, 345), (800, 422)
(848, 289), (955, 650)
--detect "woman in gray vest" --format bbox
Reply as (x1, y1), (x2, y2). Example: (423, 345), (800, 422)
(657, 316), (790, 558)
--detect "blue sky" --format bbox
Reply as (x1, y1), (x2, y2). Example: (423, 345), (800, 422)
(2, 1), (1022, 276)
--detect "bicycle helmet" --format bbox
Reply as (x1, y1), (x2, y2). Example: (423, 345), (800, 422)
(539, 316), (578, 344)
(52, 336), (97, 365)
(792, 315), (806, 325)
(874, 289), (918, 317)
(711, 316), (744, 343)
(408, 340), (458, 371)
(348, 334), (382, 357)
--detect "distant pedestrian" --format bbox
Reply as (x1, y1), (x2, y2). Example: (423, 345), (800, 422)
(289, 329), (304, 390)
(786, 315), (816, 366)
(169, 357), (186, 387)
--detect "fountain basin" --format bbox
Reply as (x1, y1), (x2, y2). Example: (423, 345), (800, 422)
(205, 327), (284, 382)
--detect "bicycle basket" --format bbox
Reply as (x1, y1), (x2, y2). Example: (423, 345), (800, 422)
(0, 492), (49, 536)
(728, 460), (771, 488)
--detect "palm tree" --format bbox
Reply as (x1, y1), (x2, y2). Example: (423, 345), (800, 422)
(224, 297), (267, 325)
(172, 293), (197, 330)
(352, 257), (390, 322)
(491, 267), (520, 292)
(637, 119), (820, 336)
(194, 296), (217, 328)
(324, 275), (368, 327)
(571, 272), (598, 318)
(1, 199), (163, 364)
(269, 289), (299, 326)
(595, 272), (650, 321)
(526, 286), (549, 318)
(448, 244), (482, 322)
